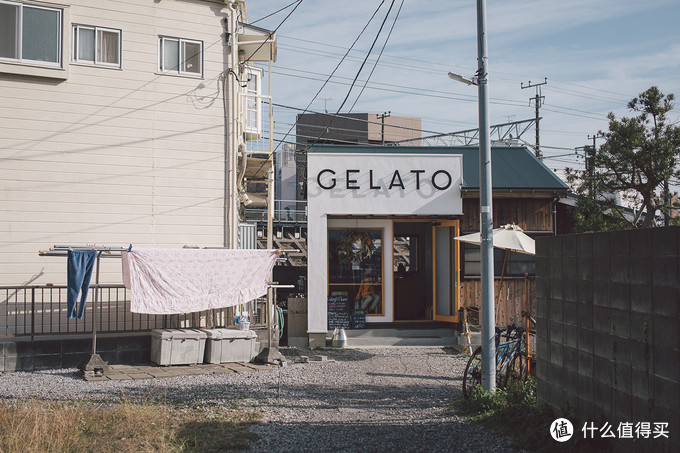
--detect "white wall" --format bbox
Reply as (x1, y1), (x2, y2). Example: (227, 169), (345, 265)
(0, 0), (235, 285)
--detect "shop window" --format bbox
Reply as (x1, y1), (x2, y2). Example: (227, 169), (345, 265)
(462, 243), (535, 277)
(158, 36), (202, 76)
(0, 1), (62, 66)
(73, 25), (120, 67)
(328, 229), (383, 315)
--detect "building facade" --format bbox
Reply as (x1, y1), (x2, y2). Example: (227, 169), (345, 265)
(304, 145), (568, 347)
(0, 0), (275, 286)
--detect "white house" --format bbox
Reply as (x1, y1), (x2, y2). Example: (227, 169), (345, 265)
(0, 0), (276, 286)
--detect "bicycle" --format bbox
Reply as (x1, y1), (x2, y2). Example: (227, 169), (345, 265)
(462, 324), (528, 398)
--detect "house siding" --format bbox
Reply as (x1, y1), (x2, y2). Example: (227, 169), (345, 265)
(0, 0), (233, 285)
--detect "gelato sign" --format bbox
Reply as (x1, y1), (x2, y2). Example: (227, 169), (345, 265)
(308, 152), (463, 216)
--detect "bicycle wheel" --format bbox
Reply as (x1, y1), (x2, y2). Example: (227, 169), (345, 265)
(462, 346), (483, 398)
(503, 349), (527, 387)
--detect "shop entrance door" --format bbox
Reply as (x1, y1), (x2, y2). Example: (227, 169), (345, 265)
(433, 220), (460, 323)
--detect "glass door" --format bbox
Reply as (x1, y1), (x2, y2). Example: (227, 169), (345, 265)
(433, 220), (460, 322)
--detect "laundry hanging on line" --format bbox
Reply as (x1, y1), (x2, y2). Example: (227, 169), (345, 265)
(121, 248), (278, 315)
(67, 249), (98, 319)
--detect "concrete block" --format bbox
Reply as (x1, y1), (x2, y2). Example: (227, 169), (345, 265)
(32, 340), (61, 356)
(630, 396), (653, 422)
(549, 341), (564, 366)
(563, 280), (578, 303)
(577, 302), (593, 330)
(609, 283), (630, 312)
(535, 295), (548, 320)
(563, 256), (577, 279)
(593, 306), (611, 332)
(630, 339), (652, 372)
(563, 348), (578, 386)
(549, 320), (563, 344)
(549, 278), (563, 301)
(577, 256), (593, 280)
(577, 233), (593, 257)
(652, 286), (679, 317)
(652, 255), (679, 288)
(63, 353), (89, 369)
(613, 387), (632, 421)
(609, 256), (631, 284)
(592, 257), (610, 282)
(630, 285), (652, 314)
(609, 230), (630, 256)
(652, 346), (680, 382)
(612, 337), (631, 366)
(592, 281), (610, 307)
(63, 338), (94, 354)
(593, 355), (613, 386)
(630, 256), (653, 286)
(653, 315), (679, 350)
(631, 368), (651, 401)
(33, 354), (63, 371)
(653, 375), (680, 411)
(612, 358), (632, 391)
(115, 349), (148, 365)
(549, 299), (563, 323)
(610, 309), (631, 339)
(577, 327), (594, 354)
(592, 381), (612, 414)
(577, 372), (594, 401)
(548, 236), (563, 258)
(592, 231), (610, 257)
(593, 330), (612, 359)
(563, 324), (578, 349)
(563, 302), (577, 326)
(651, 226), (680, 257)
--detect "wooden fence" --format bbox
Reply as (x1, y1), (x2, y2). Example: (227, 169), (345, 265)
(460, 276), (535, 328)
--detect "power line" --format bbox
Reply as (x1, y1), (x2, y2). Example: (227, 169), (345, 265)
(250, 0), (302, 25)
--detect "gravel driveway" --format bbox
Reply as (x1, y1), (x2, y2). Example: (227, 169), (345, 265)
(0, 346), (521, 452)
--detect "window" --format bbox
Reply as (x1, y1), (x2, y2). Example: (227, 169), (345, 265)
(158, 36), (202, 76)
(328, 229), (384, 316)
(73, 25), (120, 67)
(244, 69), (261, 136)
(0, 1), (62, 66)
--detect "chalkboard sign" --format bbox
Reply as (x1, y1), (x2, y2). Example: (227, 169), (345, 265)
(327, 295), (350, 329)
(351, 309), (366, 329)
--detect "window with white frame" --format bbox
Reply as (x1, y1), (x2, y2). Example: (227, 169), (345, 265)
(73, 25), (120, 67)
(158, 36), (202, 76)
(244, 68), (262, 137)
(0, 0), (62, 66)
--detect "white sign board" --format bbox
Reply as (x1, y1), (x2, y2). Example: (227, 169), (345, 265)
(308, 152), (463, 215)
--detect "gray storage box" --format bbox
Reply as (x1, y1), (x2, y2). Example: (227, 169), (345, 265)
(201, 328), (257, 364)
(151, 329), (207, 366)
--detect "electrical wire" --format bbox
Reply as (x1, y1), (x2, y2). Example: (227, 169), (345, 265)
(250, 1), (302, 25)
(240, 0), (304, 65)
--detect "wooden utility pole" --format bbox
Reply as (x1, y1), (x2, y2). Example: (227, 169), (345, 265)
(379, 111), (391, 145)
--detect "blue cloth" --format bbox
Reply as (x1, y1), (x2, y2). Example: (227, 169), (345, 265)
(67, 250), (97, 319)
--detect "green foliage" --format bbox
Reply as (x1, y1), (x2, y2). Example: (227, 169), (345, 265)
(567, 86), (680, 231)
(452, 379), (612, 453)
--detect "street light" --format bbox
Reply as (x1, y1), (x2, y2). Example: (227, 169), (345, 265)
(449, 0), (496, 392)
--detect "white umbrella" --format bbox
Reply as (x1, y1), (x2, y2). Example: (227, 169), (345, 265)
(454, 223), (535, 255)
(455, 223), (535, 321)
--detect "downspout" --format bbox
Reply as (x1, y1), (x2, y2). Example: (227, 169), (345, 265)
(223, 0), (240, 248)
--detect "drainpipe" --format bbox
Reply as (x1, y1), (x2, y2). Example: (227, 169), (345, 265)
(223, 0), (240, 248)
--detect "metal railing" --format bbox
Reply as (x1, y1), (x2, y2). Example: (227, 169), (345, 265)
(1, 284), (267, 339)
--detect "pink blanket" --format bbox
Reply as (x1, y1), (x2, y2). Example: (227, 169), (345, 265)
(122, 248), (278, 314)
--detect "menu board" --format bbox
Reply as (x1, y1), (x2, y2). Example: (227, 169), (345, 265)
(327, 295), (350, 329)
(351, 309), (366, 329)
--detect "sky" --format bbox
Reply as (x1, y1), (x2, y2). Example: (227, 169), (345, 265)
(245, 0), (680, 174)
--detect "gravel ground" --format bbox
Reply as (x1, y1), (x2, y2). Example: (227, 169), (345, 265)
(0, 346), (522, 452)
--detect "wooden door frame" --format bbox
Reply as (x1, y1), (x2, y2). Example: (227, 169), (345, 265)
(432, 220), (461, 323)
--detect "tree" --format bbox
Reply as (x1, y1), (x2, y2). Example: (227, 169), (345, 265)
(567, 86), (680, 231)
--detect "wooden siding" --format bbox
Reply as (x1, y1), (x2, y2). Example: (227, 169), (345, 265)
(461, 277), (536, 328)
(0, 0), (233, 285)
(461, 197), (554, 232)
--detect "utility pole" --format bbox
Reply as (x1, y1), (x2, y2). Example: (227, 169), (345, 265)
(586, 133), (604, 198)
(521, 78), (547, 160)
(379, 111), (391, 145)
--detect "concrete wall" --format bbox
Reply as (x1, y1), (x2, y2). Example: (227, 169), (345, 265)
(536, 227), (679, 452)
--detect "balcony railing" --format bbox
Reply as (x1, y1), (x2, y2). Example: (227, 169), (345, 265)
(0, 284), (267, 339)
